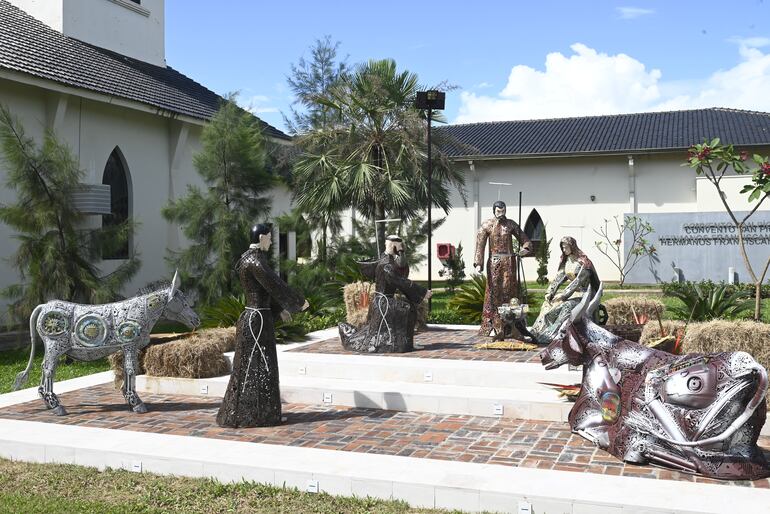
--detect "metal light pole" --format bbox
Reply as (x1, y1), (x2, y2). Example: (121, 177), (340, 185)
(415, 90), (445, 311)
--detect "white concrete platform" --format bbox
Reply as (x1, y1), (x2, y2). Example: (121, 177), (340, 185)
(137, 374), (574, 422)
(274, 350), (581, 390)
(0, 416), (767, 514)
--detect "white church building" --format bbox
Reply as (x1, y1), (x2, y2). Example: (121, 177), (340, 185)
(1, 1), (769, 325)
(432, 110), (770, 284)
(0, 0), (293, 320)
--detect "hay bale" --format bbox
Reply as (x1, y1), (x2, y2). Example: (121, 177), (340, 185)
(343, 281), (428, 331)
(109, 327), (235, 389)
(604, 296), (664, 325)
(343, 281), (374, 327)
(639, 320), (686, 346)
(680, 320), (770, 408)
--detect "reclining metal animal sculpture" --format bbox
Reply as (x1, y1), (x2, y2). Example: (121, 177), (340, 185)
(13, 271), (200, 415)
(539, 284), (769, 480)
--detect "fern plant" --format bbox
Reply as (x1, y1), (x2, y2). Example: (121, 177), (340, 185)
(448, 273), (487, 323)
(665, 282), (754, 321)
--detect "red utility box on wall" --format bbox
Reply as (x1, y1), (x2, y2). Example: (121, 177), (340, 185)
(437, 243), (455, 263)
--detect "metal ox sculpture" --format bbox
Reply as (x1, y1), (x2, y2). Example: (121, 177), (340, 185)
(540, 284), (770, 480)
(13, 271), (200, 415)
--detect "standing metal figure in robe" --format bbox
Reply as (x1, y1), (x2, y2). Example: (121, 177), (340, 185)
(474, 201), (533, 337)
(216, 224), (308, 428)
(339, 235), (432, 353)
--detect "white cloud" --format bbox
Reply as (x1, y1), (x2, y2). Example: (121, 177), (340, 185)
(474, 81), (493, 89)
(454, 42), (770, 124)
(617, 6), (655, 19)
(238, 95), (279, 115)
(728, 36), (770, 48)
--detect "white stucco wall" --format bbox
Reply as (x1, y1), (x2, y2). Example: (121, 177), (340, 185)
(0, 77), (201, 321)
(7, 0), (63, 30)
(8, 0), (165, 66)
(409, 150), (770, 284)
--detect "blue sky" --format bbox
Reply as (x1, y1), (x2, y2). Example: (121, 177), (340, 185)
(167, 1), (770, 134)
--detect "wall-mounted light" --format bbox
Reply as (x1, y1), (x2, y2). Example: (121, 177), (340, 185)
(590, 195), (596, 202)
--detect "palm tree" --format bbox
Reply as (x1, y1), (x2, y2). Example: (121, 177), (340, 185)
(292, 59), (465, 255)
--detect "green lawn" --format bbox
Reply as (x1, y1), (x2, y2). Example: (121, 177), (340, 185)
(0, 458), (463, 514)
(0, 347), (110, 394)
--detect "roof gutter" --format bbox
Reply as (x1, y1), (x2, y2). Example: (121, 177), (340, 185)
(445, 144), (770, 162)
(0, 68), (208, 127)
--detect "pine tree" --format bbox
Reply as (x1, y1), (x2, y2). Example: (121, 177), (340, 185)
(162, 95), (274, 305)
(0, 104), (139, 324)
(536, 227), (552, 285)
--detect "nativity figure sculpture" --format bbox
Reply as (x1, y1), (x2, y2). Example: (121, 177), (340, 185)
(539, 286), (770, 480)
(13, 271), (200, 415)
(339, 235), (432, 353)
(474, 201), (533, 338)
(530, 236), (601, 344)
(216, 224), (308, 428)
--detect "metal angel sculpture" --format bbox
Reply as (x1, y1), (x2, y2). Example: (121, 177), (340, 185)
(216, 224), (308, 428)
(13, 271), (200, 415)
(339, 235), (431, 353)
(540, 285), (769, 480)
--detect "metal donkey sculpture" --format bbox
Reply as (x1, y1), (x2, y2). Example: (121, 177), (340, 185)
(540, 284), (769, 480)
(13, 271), (200, 415)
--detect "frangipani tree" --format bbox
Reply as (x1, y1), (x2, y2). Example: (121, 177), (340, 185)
(684, 138), (770, 320)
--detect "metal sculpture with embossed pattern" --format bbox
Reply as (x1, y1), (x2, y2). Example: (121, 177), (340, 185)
(13, 271), (200, 415)
(539, 284), (769, 480)
(474, 201), (533, 339)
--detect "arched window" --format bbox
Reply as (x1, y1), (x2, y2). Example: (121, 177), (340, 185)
(524, 209), (545, 252)
(102, 148), (131, 260)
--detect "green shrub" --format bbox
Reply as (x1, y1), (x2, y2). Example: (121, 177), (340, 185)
(663, 281), (754, 321)
(448, 274), (486, 323)
(662, 280), (770, 299)
(438, 242), (466, 293)
(427, 308), (473, 325)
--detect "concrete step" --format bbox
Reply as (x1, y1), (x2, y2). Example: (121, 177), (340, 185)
(2, 418), (765, 514)
(136, 374), (573, 422)
(270, 350), (582, 391)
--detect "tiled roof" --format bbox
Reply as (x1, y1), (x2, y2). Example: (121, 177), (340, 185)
(0, 1), (289, 140)
(437, 108), (770, 159)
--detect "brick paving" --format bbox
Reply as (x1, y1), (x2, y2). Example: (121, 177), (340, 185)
(1, 384), (768, 488)
(290, 327), (543, 363)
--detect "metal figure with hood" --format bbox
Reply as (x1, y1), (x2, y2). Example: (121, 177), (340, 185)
(339, 235), (432, 353)
(216, 224), (308, 428)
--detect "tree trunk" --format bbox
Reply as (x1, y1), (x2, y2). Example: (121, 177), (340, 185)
(375, 202), (386, 256)
(321, 222), (328, 262)
(755, 282), (762, 322)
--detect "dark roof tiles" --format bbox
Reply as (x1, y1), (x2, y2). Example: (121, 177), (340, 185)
(0, 1), (289, 140)
(437, 108), (770, 158)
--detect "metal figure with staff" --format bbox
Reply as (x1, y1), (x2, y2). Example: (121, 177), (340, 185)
(339, 234), (432, 353)
(474, 195), (533, 339)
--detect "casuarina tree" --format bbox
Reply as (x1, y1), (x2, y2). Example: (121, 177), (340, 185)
(162, 95), (274, 305)
(0, 104), (140, 324)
